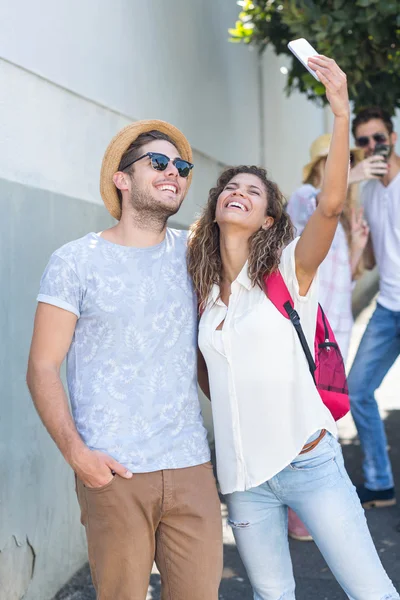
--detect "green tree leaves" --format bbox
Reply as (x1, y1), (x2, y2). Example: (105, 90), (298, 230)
(229, 0), (400, 114)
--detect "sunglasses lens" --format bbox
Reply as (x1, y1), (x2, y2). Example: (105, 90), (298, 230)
(174, 160), (192, 178)
(356, 136), (369, 147)
(150, 154), (169, 171)
(356, 134), (387, 147)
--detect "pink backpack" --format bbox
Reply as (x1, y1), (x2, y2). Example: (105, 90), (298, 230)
(264, 271), (350, 421)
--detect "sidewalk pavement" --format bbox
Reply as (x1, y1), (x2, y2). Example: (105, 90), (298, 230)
(55, 301), (400, 600)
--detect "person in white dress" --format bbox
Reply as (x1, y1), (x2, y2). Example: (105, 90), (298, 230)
(285, 134), (369, 541)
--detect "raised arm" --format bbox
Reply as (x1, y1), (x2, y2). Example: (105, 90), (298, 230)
(27, 303), (132, 487)
(295, 56), (350, 296)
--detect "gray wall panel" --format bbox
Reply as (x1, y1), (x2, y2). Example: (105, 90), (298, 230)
(0, 178), (113, 600)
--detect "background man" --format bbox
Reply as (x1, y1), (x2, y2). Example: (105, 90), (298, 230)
(348, 107), (400, 508)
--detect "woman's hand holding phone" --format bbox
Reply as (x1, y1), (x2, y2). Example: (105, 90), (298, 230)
(287, 40), (348, 118)
(307, 55), (349, 120)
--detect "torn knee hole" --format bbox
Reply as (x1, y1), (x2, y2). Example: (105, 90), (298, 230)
(227, 519), (250, 528)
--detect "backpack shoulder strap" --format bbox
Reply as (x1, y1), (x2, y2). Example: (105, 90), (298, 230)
(264, 270), (316, 381)
(263, 270), (293, 317)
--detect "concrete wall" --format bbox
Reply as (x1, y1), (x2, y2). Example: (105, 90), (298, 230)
(0, 0), (261, 173)
(0, 179), (114, 600)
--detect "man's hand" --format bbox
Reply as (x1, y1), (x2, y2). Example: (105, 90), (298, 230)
(349, 156), (388, 184)
(71, 447), (133, 489)
(308, 55), (349, 119)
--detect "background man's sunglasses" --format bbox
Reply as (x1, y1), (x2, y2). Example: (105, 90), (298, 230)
(355, 133), (388, 147)
(124, 152), (194, 178)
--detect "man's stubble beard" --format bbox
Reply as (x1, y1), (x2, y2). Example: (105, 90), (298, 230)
(128, 179), (183, 232)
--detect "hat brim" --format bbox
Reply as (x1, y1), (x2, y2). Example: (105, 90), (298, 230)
(302, 147), (364, 184)
(100, 119), (193, 220)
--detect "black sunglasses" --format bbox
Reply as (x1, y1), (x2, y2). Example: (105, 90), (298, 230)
(355, 133), (388, 148)
(123, 152), (194, 178)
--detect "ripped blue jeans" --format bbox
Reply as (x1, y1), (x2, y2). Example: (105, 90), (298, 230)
(225, 432), (399, 600)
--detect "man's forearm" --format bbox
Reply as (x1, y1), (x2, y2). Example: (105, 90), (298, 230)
(27, 363), (86, 466)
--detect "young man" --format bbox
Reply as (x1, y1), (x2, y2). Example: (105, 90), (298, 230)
(26, 120), (223, 600)
(347, 107), (400, 508)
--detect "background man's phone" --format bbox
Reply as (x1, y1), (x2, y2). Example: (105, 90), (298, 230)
(373, 143), (391, 177)
(287, 38), (320, 81)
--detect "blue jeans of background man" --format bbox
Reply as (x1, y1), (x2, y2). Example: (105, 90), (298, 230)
(225, 433), (399, 600)
(348, 303), (400, 491)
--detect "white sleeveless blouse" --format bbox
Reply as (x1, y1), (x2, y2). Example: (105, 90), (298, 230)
(199, 238), (337, 495)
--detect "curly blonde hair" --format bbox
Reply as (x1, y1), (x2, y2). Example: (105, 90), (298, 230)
(187, 166), (294, 307)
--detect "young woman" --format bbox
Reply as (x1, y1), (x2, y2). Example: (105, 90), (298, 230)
(187, 55), (399, 599)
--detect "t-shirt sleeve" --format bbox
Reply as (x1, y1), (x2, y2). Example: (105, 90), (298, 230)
(37, 254), (82, 318)
(286, 185), (318, 237)
(278, 237), (319, 348)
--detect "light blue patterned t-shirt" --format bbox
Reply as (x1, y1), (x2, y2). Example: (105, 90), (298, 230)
(38, 229), (210, 472)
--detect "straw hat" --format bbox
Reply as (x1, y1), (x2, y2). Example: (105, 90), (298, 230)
(100, 119), (193, 220)
(302, 133), (364, 183)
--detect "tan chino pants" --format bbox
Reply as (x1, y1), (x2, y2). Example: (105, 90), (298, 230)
(76, 462), (223, 600)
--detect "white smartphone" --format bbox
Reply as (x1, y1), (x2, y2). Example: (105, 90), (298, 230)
(287, 38), (320, 81)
